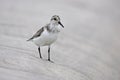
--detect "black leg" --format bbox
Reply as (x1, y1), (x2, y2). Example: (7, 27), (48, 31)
(38, 47), (42, 58)
(48, 46), (50, 61)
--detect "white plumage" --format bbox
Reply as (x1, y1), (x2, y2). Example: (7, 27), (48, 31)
(27, 15), (64, 61)
(32, 26), (59, 46)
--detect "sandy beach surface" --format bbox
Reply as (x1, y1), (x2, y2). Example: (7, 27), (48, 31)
(0, 0), (120, 80)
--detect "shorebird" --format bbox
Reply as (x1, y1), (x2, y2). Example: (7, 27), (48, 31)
(27, 15), (64, 61)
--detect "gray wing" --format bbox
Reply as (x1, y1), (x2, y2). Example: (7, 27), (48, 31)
(27, 27), (44, 41)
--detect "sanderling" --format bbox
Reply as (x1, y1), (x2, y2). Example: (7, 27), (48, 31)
(27, 15), (64, 61)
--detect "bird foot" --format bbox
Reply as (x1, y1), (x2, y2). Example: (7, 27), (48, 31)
(39, 56), (43, 59)
(48, 59), (54, 63)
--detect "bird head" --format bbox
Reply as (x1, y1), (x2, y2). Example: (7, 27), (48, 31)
(51, 15), (64, 28)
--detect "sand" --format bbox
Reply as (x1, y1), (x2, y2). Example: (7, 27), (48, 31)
(0, 0), (120, 80)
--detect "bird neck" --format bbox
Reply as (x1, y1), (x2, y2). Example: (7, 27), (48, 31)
(50, 21), (59, 27)
(48, 22), (60, 33)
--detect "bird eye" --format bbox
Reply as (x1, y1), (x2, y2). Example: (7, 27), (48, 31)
(54, 18), (57, 20)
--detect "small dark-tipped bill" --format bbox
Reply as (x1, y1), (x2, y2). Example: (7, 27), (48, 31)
(58, 21), (64, 28)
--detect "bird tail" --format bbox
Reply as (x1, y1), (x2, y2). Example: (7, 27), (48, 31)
(27, 38), (33, 41)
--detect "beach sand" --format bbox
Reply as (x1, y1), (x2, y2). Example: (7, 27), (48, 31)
(0, 0), (120, 80)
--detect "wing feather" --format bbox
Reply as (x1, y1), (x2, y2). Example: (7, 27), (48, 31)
(27, 27), (44, 41)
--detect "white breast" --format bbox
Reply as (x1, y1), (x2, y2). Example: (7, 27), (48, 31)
(32, 29), (58, 46)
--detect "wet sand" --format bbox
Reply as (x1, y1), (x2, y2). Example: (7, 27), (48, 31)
(0, 0), (120, 80)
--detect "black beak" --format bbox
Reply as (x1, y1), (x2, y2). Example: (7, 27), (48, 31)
(58, 21), (64, 28)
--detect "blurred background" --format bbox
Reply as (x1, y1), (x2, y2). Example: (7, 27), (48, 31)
(0, 0), (120, 80)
